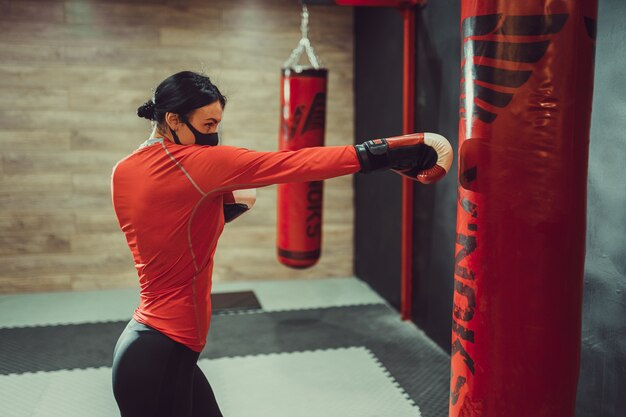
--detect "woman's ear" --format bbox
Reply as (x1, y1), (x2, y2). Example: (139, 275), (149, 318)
(164, 112), (180, 131)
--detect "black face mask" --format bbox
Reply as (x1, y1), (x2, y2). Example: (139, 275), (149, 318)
(170, 118), (219, 146)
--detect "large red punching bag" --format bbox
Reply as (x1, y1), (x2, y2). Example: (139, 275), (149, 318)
(451, 1), (597, 416)
(277, 68), (328, 268)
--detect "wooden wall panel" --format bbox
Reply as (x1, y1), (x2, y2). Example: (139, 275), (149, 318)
(0, 0), (355, 293)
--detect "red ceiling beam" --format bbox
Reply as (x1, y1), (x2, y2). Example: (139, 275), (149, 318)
(333, 0), (425, 6)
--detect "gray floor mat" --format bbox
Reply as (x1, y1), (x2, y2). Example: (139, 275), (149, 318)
(0, 304), (449, 417)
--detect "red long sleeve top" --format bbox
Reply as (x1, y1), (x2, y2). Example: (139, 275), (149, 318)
(111, 137), (361, 352)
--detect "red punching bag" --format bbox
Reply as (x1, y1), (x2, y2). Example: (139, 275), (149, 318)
(277, 68), (328, 268)
(277, 6), (328, 269)
(451, 1), (597, 416)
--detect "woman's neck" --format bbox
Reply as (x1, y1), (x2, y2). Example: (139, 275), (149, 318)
(150, 126), (172, 142)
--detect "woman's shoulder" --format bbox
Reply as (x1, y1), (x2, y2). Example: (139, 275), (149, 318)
(111, 138), (163, 172)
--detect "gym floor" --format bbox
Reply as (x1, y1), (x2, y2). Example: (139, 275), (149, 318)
(0, 277), (449, 417)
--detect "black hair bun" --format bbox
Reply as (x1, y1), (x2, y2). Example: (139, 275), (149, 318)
(137, 100), (156, 120)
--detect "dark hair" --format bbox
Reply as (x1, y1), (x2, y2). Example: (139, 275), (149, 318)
(137, 71), (226, 123)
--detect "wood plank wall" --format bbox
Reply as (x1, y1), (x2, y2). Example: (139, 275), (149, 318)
(0, 0), (355, 293)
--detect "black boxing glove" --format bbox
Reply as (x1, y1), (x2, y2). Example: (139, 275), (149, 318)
(223, 189), (256, 223)
(354, 132), (453, 184)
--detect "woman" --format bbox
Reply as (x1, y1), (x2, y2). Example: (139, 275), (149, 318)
(111, 71), (450, 417)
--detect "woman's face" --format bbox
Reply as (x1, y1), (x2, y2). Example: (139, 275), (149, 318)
(165, 101), (223, 145)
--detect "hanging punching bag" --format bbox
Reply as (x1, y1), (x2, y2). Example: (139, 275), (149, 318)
(277, 5), (328, 269)
(277, 68), (328, 268)
(451, 1), (597, 416)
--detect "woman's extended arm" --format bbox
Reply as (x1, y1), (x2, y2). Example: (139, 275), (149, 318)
(186, 144), (361, 192)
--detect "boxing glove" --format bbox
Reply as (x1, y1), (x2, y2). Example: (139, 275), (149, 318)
(223, 189), (257, 223)
(354, 133), (453, 184)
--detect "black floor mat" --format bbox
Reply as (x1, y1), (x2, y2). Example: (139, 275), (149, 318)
(211, 290), (262, 312)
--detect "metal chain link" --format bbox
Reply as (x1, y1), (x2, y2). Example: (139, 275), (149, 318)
(283, 5), (323, 70)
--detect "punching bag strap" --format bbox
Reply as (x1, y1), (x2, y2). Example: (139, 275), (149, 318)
(283, 5), (323, 70)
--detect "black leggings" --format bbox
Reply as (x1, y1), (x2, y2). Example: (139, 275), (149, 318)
(112, 319), (223, 417)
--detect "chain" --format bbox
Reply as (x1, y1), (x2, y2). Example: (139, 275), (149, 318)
(301, 4), (309, 40)
(283, 4), (323, 70)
